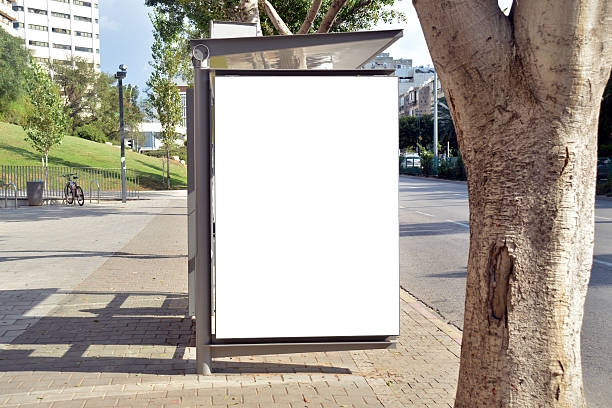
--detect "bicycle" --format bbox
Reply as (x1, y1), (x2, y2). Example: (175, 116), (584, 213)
(63, 173), (85, 206)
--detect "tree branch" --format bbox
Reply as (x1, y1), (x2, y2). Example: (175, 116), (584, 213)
(259, 0), (292, 35)
(512, 0), (612, 108)
(412, 0), (514, 123)
(317, 0), (349, 33)
(298, 0), (323, 34)
(330, 0), (372, 30)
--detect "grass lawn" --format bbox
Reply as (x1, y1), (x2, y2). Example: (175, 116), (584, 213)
(0, 122), (187, 190)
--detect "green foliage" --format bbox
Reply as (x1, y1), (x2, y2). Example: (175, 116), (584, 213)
(145, 0), (406, 83)
(23, 61), (69, 166)
(0, 28), (30, 115)
(48, 57), (144, 141)
(49, 57), (99, 133)
(75, 124), (106, 143)
(399, 115), (433, 151)
(420, 151), (434, 176)
(0, 122), (187, 190)
(142, 145), (187, 162)
(145, 0), (404, 35)
(147, 10), (184, 188)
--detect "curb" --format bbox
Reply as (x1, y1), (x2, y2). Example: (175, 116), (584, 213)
(400, 288), (463, 347)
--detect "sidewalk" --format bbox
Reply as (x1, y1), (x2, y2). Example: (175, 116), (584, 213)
(0, 192), (461, 408)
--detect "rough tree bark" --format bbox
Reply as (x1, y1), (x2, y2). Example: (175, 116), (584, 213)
(298, 0), (323, 34)
(412, 0), (612, 406)
(238, 0), (262, 36)
(317, 0), (349, 33)
(259, 0), (292, 35)
(166, 147), (171, 190)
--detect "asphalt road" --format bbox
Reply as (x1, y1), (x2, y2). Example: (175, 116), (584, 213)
(399, 175), (612, 407)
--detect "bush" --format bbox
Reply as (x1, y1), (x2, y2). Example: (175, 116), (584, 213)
(75, 124), (106, 143)
(452, 154), (467, 180)
(143, 145), (187, 162)
(420, 152), (434, 176)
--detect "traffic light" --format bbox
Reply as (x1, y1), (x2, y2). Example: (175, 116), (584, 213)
(127, 139), (133, 149)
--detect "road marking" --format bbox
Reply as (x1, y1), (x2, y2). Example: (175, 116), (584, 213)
(415, 211), (434, 217)
(399, 206), (406, 209)
(447, 220), (470, 228)
(593, 259), (612, 268)
(595, 216), (612, 221)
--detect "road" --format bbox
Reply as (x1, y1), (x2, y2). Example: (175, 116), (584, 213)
(399, 175), (612, 407)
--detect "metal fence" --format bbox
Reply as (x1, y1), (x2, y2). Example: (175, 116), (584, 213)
(399, 156), (422, 175)
(0, 165), (139, 200)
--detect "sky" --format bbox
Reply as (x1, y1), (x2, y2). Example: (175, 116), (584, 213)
(99, 0), (514, 94)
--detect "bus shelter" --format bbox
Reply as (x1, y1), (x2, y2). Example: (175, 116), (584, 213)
(189, 29), (403, 374)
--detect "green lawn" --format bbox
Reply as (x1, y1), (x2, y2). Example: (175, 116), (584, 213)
(0, 122), (187, 190)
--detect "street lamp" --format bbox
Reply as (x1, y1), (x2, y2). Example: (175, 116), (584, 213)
(115, 64), (127, 203)
(433, 70), (438, 176)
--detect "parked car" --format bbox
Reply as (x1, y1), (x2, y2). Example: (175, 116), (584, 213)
(597, 158), (610, 180)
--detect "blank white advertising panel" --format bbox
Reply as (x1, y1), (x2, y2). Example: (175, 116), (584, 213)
(214, 75), (399, 339)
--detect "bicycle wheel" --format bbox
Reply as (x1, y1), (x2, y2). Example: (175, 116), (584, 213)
(65, 184), (74, 204)
(75, 186), (85, 206)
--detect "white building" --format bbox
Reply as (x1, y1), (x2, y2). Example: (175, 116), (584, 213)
(134, 122), (186, 153)
(362, 52), (413, 95)
(0, 0), (100, 70)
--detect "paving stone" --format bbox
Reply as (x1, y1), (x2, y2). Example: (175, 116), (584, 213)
(0, 192), (461, 408)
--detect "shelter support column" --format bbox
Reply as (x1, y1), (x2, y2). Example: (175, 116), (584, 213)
(194, 67), (212, 375)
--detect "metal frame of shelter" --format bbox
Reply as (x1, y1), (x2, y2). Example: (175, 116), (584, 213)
(188, 29), (403, 374)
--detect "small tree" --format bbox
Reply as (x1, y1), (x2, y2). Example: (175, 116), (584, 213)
(146, 11), (183, 189)
(24, 61), (68, 180)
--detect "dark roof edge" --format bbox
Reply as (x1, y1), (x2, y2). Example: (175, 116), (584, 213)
(189, 29), (403, 58)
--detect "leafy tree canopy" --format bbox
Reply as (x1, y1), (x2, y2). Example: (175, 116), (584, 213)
(0, 28), (30, 112)
(145, 0), (404, 37)
(23, 61), (68, 167)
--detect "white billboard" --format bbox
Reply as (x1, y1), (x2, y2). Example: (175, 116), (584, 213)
(213, 75), (399, 339)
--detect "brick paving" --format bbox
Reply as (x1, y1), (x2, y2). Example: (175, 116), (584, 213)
(0, 192), (461, 407)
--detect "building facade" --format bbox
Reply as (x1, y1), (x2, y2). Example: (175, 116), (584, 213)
(400, 75), (444, 117)
(362, 53), (413, 96)
(0, 0), (100, 70)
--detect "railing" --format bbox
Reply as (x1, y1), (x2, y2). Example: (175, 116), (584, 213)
(3, 182), (17, 209)
(0, 165), (139, 200)
(90, 180), (100, 204)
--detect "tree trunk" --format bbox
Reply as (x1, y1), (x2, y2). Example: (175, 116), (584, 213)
(260, 0), (292, 35)
(239, 0), (262, 36)
(43, 149), (49, 185)
(317, 0), (348, 33)
(166, 147), (171, 190)
(298, 0), (323, 34)
(412, 0), (612, 406)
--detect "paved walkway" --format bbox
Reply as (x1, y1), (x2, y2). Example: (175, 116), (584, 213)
(0, 192), (461, 407)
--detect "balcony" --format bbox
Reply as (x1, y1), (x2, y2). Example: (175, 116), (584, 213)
(0, 0), (17, 23)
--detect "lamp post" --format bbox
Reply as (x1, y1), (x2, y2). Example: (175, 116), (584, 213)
(115, 64), (127, 203)
(433, 70), (438, 176)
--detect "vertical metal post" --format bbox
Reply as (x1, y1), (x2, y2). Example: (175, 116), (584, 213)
(433, 70), (438, 176)
(194, 67), (212, 375)
(186, 87), (196, 317)
(119, 78), (126, 203)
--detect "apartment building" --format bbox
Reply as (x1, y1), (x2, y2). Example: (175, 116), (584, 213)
(0, 0), (100, 70)
(400, 75), (444, 117)
(362, 53), (413, 95)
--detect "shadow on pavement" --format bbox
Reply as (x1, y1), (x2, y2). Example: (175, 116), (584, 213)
(0, 289), (351, 375)
(400, 222), (469, 237)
